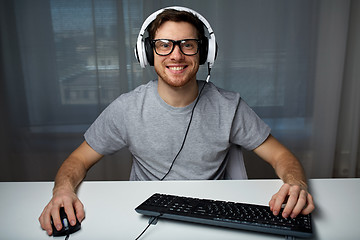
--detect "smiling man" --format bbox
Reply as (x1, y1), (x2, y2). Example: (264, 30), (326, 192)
(39, 7), (314, 236)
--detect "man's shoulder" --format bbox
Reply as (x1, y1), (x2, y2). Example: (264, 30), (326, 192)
(115, 80), (156, 101)
(204, 81), (241, 102)
(133, 80), (156, 92)
(125, 80), (155, 96)
(101, 80), (156, 114)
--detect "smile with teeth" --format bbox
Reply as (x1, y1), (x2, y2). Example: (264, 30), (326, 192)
(167, 66), (187, 71)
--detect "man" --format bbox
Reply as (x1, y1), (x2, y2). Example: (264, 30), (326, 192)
(39, 7), (314, 236)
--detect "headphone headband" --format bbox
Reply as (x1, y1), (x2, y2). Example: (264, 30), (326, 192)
(134, 6), (217, 69)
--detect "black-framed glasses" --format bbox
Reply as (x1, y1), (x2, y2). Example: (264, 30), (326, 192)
(151, 39), (201, 56)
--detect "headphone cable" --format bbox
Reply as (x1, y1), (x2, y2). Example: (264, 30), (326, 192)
(160, 65), (211, 181)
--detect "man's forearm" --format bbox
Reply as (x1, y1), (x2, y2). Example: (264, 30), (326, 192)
(253, 135), (308, 189)
(52, 141), (103, 194)
(273, 151), (308, 190)
(53, 156), (88, 194)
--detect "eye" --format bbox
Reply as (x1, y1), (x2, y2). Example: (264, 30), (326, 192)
(182, 40), (196, 49)
(157, 40), (172, 49)
(161, 43), (170, 48)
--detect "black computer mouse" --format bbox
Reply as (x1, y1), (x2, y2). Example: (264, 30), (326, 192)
(51, 207), (81, 237)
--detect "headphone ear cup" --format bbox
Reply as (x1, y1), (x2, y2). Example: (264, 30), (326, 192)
(144, 37), (154, 66)
(199, 37), (208, 65)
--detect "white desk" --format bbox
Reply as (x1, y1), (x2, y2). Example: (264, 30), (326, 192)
(0, 179), (359, 240)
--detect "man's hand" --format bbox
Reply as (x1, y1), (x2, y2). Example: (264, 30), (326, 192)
(38, 141), (102, 235)
(39, 188), (85, 236)
(269, 183), (315, 219)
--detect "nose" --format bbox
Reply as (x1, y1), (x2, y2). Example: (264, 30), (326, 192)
(169, 45), (185, 60)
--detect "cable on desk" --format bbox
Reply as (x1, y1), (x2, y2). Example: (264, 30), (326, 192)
(135, 215), (161, 240)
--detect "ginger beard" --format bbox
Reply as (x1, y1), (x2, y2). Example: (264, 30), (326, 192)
(153, 21), (200, 88)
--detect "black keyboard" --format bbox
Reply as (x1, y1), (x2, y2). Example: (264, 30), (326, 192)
(135, 193), (313, 238)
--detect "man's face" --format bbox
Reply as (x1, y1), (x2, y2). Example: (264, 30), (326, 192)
(153, 21), (200, 88)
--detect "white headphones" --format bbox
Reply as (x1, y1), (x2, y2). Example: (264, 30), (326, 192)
(134, 6), (217, 69)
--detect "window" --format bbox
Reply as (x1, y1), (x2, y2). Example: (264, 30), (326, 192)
(14, 0), (317, 134)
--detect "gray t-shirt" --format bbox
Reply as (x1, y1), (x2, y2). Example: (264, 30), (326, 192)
(84, 80), (270, 181)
